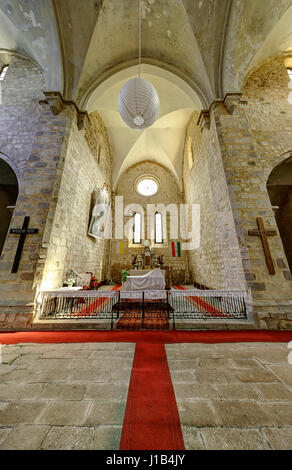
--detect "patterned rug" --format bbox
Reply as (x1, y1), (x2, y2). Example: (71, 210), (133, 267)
(114, 299), (172, 330)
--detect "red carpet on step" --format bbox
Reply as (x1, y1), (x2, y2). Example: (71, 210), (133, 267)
(0, 330), (291, 344)
(77, 284), (121, 316)
(120, 343), (185, 450)
(173, 284), (228, 317)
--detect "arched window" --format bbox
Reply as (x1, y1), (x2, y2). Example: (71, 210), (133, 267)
(187, 136), (194, 170)
(155, 212), (163, 244)
(0, 65), (9, 81)
(133, 212), (141, 244)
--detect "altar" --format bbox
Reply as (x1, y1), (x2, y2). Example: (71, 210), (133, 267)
(123, 268), (165, 291)
(130, 269), (165, 278)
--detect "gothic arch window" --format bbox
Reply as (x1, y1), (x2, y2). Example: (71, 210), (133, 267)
(187, 137), (194, 170)
(155, 212), (163, 244)
(133, 212), (141, 244)
(0, 65), (9, 81)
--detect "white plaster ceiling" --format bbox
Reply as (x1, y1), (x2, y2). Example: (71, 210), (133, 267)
(86, 64), (200, 189)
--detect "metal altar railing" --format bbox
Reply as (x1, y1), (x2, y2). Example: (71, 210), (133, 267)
(36, 289), (249, 329)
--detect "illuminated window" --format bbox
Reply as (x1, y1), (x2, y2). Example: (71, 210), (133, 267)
(133, 213), (141, 244)
(155, 212), (163, 243)
(0, 65), (9, 81)
(136, 177), (158, 196)
(188, 137), (194, 170)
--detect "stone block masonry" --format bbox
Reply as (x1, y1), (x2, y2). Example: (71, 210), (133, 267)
(111, 161), (187, 284)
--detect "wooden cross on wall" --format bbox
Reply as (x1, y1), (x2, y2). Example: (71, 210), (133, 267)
(248, 217), (277, 275)
(10, 216), (39, 273)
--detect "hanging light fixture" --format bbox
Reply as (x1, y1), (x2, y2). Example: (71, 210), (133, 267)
(118, 0), (159, 129)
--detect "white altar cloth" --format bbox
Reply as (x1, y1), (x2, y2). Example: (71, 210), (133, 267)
(123, 268), (165, 291)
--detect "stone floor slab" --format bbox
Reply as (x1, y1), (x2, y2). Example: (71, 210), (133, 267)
(85, 401), (126, 426)
(0, 401), (47, 425)
(177, 400), (217, 426)
(201, 427), (270, 450)
(181, 426), (205, 450)
(0, 425), (50, 450)
(38, 383), (86, 400)
(213, 401), (271, 427)
(254, 382), (292, 401)
(213, 383), (261, 400)
(35, 400), (91, 426)
(41, 426), (96, 450)
(261, 427), (292, 450)
(93, 425), (123, 450)
(267, 365), (292, 387)
(0, 383), (44, 400)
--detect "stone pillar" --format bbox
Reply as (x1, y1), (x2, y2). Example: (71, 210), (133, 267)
(0, 94), (82, 328)
(204, 93), (292, 328)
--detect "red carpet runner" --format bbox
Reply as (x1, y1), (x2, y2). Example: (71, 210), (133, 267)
(120, 343), (185, 450)
(1, 330), (292, 344)
(173, 284), (228, 317)
(1, 330), (292, 450)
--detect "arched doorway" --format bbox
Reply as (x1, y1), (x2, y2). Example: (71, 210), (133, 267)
(0, 158), (18, 256)
(267, 156), (292, 273)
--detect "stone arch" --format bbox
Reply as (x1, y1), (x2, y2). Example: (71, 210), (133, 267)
(0, 157), (18, 256)
(0, 151), (20, 183)
(0, 53), (47, 178)
(264, 150), (292, 184)
(267, 154), (292, 274)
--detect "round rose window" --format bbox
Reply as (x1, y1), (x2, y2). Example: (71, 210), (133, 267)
(136, 177), (158, 196)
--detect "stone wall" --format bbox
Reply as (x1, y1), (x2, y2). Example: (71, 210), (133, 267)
(243, 56), (292, 181)
(111, 161), (187, 284)
(183, 112), (224, 289)
(0, 103), (74, 328)
(209, 96), (292, 329)
(183, 111), (247, 291)
(40, 111), (112, 290)
(0, 54), (46, 178)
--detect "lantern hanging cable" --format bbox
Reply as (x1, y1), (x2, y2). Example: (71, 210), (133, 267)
(118, 0), (159, 129)
(138, 0), (141, 78)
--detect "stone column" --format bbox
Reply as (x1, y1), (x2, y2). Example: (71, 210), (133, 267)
(204, 93), (292, 328)
(0, 93), (86, 328)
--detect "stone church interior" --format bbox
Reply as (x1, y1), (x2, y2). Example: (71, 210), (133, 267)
(0, 0), (292, 453)
(0, 0), (292, 330)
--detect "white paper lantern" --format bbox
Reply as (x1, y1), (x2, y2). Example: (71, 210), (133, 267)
(118, 77), (159, 130)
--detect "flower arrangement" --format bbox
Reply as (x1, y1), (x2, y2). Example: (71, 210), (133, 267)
(63, 277), (76, 287)
(121, 270), (129, 283)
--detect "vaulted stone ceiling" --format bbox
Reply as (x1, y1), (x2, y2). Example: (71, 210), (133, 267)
(1, 0), (292, 185)
(1, 0), (292, 103)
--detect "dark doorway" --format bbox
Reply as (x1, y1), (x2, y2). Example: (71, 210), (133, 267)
(267, 156), (292, 273)
(0, 159), (18, 256)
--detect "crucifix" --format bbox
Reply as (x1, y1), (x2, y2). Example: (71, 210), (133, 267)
(10, 216), (39, 273)
(248, 217), (277, 275)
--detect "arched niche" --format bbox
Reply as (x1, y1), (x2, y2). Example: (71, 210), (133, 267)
(267, 155), (292, 273)
(0, 158), (18, 256)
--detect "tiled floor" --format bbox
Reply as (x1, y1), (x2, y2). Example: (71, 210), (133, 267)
(0, 341), (291, 449)
(0, 342), (135, 450)
(166, 342), (292, 450)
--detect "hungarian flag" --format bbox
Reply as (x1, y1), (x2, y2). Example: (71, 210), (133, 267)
(171, 241), (181, 257)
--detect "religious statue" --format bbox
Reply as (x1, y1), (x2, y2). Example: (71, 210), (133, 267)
(157, 255), (164, 267)
(131, 254), (138, 269)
